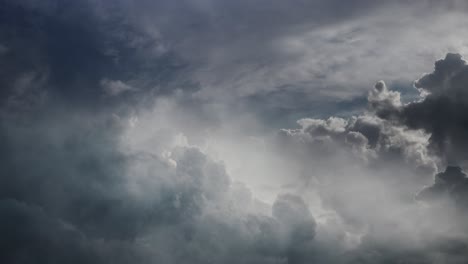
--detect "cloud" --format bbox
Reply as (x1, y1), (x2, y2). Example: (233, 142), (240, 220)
(368, 81), (402, 118)
(0, 199), (100, 264)
(5, 0), (468, 126)
(270, 54), (468, 263)
(19, 0), (456, 108)
(272, 194), (316, 244)
(372, 53), (468, 166)
(0, 94), (323, 263)
(417, 166), (468, 209)
(101, 79), (136, 96)
(147, 1), (468, 102)
(0, 0), (192, 109)
(3, 1), (468, 263)
(279, 113), (437, 176)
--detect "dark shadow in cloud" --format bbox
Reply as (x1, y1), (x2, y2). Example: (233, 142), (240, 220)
(0, 199), (101, 264)
(4, 1), (468, 263)
(372, 53), (468, 166)
(272, 194), (317, 263)
(417, 166), (468, 208)
(0, 98), (320, 263)
(0, 0), (194, 109)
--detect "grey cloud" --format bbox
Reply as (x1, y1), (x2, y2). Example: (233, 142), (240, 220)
(417, 166), (468, 210)
(276, 112), (438, 246)
(272, 194), (316, 245)
(0, 96), (321, 263)
(368, 81), (402, 120)
(273, 53), (468, 263)
(0, 0), (192, 109)
(343, 166), (468, 264)
(372, 53), (468, 166)
(6, 0), (468, 121)
(279, 113), (436, 176)
(101, 79), (136, 96)
(96, 0), (468, 105)
(0, 199), (101, 264)
(4, 1), (468, 263)
(414, 53), (467, 94)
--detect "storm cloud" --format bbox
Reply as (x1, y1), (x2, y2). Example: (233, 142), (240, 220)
(372, 53), (468, 167)
(3, 0), (468, 263)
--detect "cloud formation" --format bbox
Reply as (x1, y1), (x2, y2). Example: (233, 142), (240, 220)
(3, 0), (468, 263)
(372, 53), (468, 167)
(417, 166), (468, 208)
(272, 54), (468, 263)
(0, 104), (321, 263)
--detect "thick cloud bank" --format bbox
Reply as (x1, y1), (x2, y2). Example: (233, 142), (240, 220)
(275, 54), (468, 263)
(0, 107), (320, 263)
(369, 53), (468, 168)
(3, 0), (468, 263)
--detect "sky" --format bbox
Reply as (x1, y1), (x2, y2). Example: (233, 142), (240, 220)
(2, 0), (468, 263)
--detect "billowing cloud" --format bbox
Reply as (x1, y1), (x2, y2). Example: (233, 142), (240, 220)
(417, 166), (468, 209)
(0, 103), (320, 263)
(270, 53), (468, 263)
(372, 53), (468, 167)
(3, 0), (468, 263)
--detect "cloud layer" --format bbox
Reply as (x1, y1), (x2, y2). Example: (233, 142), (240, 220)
(2, 1), (468, 263)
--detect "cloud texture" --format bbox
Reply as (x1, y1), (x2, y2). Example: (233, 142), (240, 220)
(2, 0), (468, 263)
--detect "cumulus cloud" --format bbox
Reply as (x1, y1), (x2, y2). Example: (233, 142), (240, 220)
(0, 93), (322, 263)
(417, 166), (468, 208)
(279, 113), (436, 176)
(270, 54), (468, 263)
(371, 53), (468, 167)
(4, 0), (468, 263)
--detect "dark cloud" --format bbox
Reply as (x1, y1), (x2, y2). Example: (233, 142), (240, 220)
(372, 53), (468, 166)
(0, 98), (319, 263)
(94, 0), (468, 105)
(276, 113), (439, 246)
(273, 54), (468, 263)
(0, 0), (193, 109)
(417, 166), (468, 209)
(3, 0), (468, 263)
(279, 113), (436, 177)
(0, 199), (100, 264)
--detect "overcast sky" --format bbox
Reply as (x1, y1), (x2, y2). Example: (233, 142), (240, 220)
(2, 1), (468, 263)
